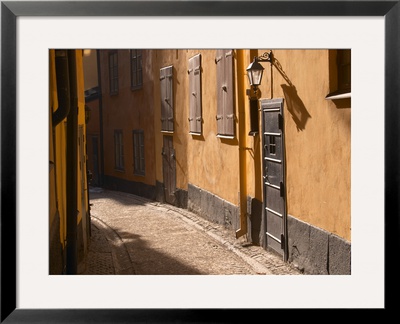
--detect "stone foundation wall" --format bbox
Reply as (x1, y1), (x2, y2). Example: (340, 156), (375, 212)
(287, 215), (351, 275)
(103, 176), (156, 201)
(187, 183), (239, 230)
(245, 196), (351, 275)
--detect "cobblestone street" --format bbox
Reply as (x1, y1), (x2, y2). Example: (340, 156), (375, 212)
(82, 188), (302, 276)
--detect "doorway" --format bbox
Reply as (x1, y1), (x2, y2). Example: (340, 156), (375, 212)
(261, 98), (288, 260)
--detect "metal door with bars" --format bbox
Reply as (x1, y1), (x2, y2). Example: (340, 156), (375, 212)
(261, 98), (287, 260)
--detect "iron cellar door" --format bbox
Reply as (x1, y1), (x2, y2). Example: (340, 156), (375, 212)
(261, 98), (288, 260)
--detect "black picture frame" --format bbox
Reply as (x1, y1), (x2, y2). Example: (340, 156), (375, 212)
(1, 0), (398, 321)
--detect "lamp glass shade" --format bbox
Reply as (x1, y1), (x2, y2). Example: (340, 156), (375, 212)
(246, 60), (264, 87)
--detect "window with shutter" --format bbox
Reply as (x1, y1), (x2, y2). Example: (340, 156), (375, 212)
(160, 65), (174, 132)
(188, 54), (202, 135)
(215, 49), (235, 137)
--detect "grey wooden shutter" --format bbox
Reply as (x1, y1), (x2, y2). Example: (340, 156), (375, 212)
(160, 66), (174, 132)
(215, 50), (224, 134)
(216, 49), (234, 137)
(188, 54), (202, 134)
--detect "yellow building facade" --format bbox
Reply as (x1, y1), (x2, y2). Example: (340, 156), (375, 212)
(89, 48), (351, 274)
(49, 49), (91, 274)
(152, 49), (350, 274)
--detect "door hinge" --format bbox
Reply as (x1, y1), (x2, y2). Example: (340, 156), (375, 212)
(281, 234), (285, 250)
(279, 114), (283, 130)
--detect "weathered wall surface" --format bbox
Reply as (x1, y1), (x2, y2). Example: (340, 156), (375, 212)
(100, 50), (157, 189)
(154, 49), (241, 206)
(256, 49), (351, 242)
(92, 48), (351, 274)
(49, 50), (90, 274)
(153, 50), (189, 193)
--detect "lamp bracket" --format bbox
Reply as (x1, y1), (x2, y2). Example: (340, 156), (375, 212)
(256, 51), (273, 63)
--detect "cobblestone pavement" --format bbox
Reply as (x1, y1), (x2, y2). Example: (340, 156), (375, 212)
(81, 188), (302, 276)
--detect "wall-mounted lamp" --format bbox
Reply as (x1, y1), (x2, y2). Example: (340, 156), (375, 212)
(246, 51), (273, 94)
(246, 51), (273, 136)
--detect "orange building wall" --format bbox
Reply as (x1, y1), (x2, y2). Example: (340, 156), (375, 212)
(100, 49), (157, 187)
(256, 49), (351, 241)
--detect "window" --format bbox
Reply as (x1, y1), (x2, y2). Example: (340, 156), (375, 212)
(133, 130), (145, 176)
(188, 54), (203, 135)
(130, 49), (143, 90)
(269, 136), (276, 155)
(326, 49), (351, 100)
(337, 49), (351, 92)
(215, 49), (235, 137)
(109, 51), (119, 95)
(160, 65), (174, 132)
(114, 130), (124, 170)
(188, 54), (202, 135)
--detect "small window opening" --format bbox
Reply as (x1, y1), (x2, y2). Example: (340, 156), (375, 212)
(269, 136), (276, 155)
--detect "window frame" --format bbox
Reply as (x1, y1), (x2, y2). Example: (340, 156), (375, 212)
(215, 49), (235, 138)
(133, 129), (145, 176)
(325, 49), (351, 100)
(114, 129), (124, 171)
(109, 51), (119, 95)
(337, 49), (351, 92)
(188, 53), (203, 135)
(130, 49), (143, 90)
(160, 65), (174, 133)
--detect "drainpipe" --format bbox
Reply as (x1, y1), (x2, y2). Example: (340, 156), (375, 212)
(66, 50), (78, 274)
(236, 49), (248, 239)
(53, 50), (70, 127)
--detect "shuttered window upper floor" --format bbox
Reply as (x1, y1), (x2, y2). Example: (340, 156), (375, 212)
(215, 49), (235, 138)
(188, 53), (202, 135)
(160, 65), (174, 132)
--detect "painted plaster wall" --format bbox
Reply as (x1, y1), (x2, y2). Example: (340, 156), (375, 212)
(153, 49), (241, 205)
(85, 98), (100, 184)
(256, 49), (351, 241)
(82, 50), (101, 185)
(153, 49), (189, 192)
(49, 50), (90, 273)
(76, 50), (88, 227)
(241, 50), (264, 204)
(82, 50), (98, 90)
(95, 48), (350, 243)
(100, 50), (157, 187)
(187, 49), (240, 205)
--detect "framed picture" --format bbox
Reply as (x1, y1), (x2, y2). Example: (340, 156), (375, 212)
(1, 0), (398, 321)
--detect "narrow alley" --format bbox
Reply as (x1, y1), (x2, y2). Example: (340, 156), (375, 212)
(81, 188), (302, 276)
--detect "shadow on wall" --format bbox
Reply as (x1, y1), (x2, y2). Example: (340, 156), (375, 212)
(281, 84), (311, 132)
(272, 56), (311, 131)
